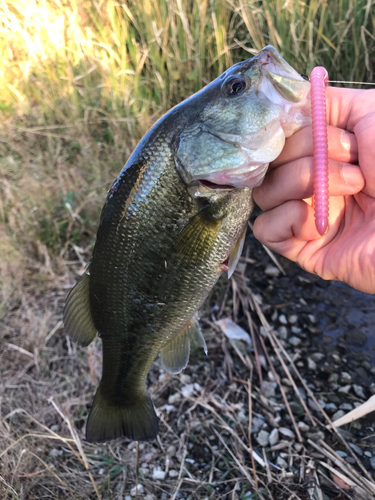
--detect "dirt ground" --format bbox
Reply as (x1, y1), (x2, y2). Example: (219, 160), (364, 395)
(1, 211), (375, 500)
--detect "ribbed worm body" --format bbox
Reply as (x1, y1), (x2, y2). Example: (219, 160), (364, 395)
(310, 67), (329, 235)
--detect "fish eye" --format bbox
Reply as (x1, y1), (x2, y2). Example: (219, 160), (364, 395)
(223, 76), (248, 96)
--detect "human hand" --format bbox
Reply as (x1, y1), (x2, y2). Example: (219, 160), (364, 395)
(253, 87), (375, 294)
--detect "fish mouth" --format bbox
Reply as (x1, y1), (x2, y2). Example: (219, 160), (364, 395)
(258, 46), (311, 104)
(198, 179), (235, 190)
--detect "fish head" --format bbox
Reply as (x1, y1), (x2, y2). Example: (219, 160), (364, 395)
(176, 45), (311, 189)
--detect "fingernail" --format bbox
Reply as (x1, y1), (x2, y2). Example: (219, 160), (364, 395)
(342, 163), (364, 187)
(340, 131), (352, 152)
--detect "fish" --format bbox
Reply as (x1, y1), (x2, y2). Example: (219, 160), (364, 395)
(64, 46), (311, 443)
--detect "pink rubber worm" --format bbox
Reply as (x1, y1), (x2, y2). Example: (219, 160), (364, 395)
(310, 67), (329, 236)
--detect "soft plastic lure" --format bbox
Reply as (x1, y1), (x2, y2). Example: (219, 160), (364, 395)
(310, 67), (329, 235)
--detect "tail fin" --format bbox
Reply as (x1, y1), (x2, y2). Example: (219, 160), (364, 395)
(86, 387), (159, 443)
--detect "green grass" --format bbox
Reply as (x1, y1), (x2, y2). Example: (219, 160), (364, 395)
(0, 0), (374, 315)
(1, 0), (374, 306)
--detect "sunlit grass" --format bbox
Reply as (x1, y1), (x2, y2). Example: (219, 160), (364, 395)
(0, 0), (374, 298)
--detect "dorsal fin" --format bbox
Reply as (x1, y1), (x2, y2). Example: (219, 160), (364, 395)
(63, 268), (98, 346)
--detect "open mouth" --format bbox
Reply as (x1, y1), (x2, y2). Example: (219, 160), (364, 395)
(198, 179), (235, 190)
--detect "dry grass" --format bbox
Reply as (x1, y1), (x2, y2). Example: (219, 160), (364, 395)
(1, 1), (375, 499)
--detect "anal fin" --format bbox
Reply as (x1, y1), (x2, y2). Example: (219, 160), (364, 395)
(228, 226), (247, 278)
(161, 325), (190, 374)
(63, 268), (98, 347)
(189, 314), (208, 355)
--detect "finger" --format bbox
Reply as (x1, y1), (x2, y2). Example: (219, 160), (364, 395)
(253, 196), (345, 271)
(253, 200), (319, 262)
(272, 125), (358, 168)
(353, 112), (375, 198)
(326, 87), (375, 130)
(254, 158), (364, 212)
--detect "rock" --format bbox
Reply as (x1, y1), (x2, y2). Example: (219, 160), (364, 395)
(311, 353), (325, 362)
(307, 431), (325, 441)
(139, 467), (149, 477)
(167, 445), (177, 457)
(288, 315), (298, 324)
(279, 427), (295, 439)
(338, 385), (351, 394)
(353, 384), (366, 399)
(265, 264), (280, 277)
(307, 358), (317, 371)
(168, 470), (179, 478)
(294, 443), (303, 452)
(252, 416), (266, 429)
(345, 457), (356, 465)
(145, 495), (155, 500)
(50, 448), (62, 457)
(279, 315), (288, 325)
(152, 468), (166, 480)
(332, 354), (342, 365)
(256, 430), (270, 447)
(308, 399), (326, 413)
(308, 314), (317, 324)
(308, 326), (322, 336)
(131, 485), (144, 497)
(50, 425), (59, 432)
(168, 393), (181, 404)
(328, 373), (339, 384)
(278, 326), (288, 340)
(297, 421), (310, 432)
(298, 388), (307, 400)
(349, 443), (363, 456)
(332, 410), (346, 421)
(336, 451), (347, 458)
(262, 381), (277, 398)
(277, 456), (288, 469)
(289, 336), (301, 347)
(362, 361), (371, 371)
(237, 410), (248, 422)
(364, 451), (372, 458)
(291, 326), (301, 334)
(339, 403), (353, 411)
(340, 372), (352, 384)
(125, 496), (132, 500)
(345, 328), (367, 346)
(369, 383), (375, 395)
(325, 403), (338, 413)
(180, 374), (191, 384)
(269, 428), (279, 446)
(370, 457), (375, 470)
(181, 384), (195, 398)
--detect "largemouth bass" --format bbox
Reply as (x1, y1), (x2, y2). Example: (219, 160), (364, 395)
(64, 46), (310, 442)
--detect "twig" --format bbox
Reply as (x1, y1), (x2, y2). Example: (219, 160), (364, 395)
(329, 395), (375, 428)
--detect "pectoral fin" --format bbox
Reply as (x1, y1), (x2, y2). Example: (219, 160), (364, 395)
(161, 326), (190, 374)
(174, 206), (222, 263)
(63, 269), (98, 346)
(228, 227), (247, 278)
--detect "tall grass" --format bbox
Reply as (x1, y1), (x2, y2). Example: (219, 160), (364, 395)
(0, 0), (374, 304)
